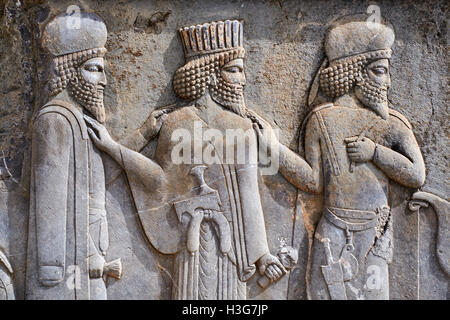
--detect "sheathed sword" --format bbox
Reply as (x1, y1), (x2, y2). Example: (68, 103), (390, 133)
(320, 238), (347, 300)
(173, 165), (231, 255)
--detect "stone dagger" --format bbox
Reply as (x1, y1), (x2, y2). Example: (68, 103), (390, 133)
(173, 165), (231, 255)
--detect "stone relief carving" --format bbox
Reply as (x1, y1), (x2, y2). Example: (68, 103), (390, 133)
(0, 154), (14, 300)
(409, 191), (450, 277)
(253, 16), (427, 299)
(26, 12), (122, 300)
(257, 244), (298, 289)
(0, 2), (445, 300)
(86, 19), (288, 300)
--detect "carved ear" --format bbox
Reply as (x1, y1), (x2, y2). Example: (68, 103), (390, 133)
(308, 58), (328, 107)
(71, 73), (79, 84)
(208, 72), (218, 87)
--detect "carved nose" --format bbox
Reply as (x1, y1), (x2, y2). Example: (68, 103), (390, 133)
(99, 72), (107, 86)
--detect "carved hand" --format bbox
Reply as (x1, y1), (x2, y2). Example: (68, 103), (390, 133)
(345, 136), (376, 163)
(84, 115), (119, 157)
(89, 253), (105, 279)
(249, 111), (278, 152)
(140, 105), (175, 140)
(257, 253), (287, 281)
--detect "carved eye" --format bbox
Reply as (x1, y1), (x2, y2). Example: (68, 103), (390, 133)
(85, 65), (102, 72)
(225, 66), (242, 73)
(371, 67), (387, 75)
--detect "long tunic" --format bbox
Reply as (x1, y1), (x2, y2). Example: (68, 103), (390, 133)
(302, 103), (424, 300)
(121, 102), (270, 299)
(26, 99), (108, 300)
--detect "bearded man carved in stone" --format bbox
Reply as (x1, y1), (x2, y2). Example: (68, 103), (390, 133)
(253, 16), (426, 299)
(26, 12), (128, 300)
(86, 20), (286, 300)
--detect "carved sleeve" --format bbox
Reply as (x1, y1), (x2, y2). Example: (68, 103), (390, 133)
(118, 128), (149, 153)
(32, 113), (72, 286)
(278, 114), (323, 194)
(372, 123), (426, 188)
(119, 145), (168, 212)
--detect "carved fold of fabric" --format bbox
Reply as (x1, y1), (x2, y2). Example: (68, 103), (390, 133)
(119, 145), (168, 211)
(172, 238), (245, 300)
(27, 101), (90, 300)
(218, 252), (246, 300)
(88, 208), (109, 256)
(230, 162), (269, 281)
(314, 111), (340, 176)
(223, 164), (252, 282)
(173, 248), (199, 300)
(0, 266), (14, 300)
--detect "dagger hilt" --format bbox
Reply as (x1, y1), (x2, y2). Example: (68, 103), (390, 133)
(190, 165), (215, 195)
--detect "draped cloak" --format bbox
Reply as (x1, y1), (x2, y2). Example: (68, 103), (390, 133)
(26, 99), (108, 300)
(121, 103), (270, 299)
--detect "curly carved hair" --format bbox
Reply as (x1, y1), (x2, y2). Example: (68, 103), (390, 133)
(172, 47), (245, 101)
(49, 47), (107, 96)
(319, 49), (391, 99)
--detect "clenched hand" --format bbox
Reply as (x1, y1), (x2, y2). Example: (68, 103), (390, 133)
(257, 253), (287, 281)
(345, 136), (376, 163)
(140, 105), (175, 140)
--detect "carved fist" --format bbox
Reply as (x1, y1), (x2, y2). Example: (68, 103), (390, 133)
(345, 136), (376, 163)
(257, 253), (287, 281)
(89, 254), (105, 279)
(84, 115), (118, 155)
(140, 105), (175, 140)
(249, 110), (279, 152)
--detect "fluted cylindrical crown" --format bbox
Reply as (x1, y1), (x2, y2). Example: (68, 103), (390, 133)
(179, 20), (244, 60)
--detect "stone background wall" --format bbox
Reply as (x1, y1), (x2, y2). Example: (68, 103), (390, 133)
(0, 0), (448, 299)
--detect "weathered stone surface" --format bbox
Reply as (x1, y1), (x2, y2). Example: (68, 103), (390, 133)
(0, 0), (447, 300)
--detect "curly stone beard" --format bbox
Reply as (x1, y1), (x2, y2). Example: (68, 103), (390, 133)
(69, 70), (106, 123)
(210, 73), (247, 118)
(355, 69), (389, 120)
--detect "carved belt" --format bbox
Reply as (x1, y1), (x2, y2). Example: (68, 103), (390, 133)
(324, 207), (377, 231)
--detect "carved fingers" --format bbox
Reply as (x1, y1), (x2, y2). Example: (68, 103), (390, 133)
(345, 136), (376, 163)
(85, 114), (105, 139)
(85, 115), (103, 145)
(265, 264), (284, 281)
(141, 105), (176, 139)
(247, 109), (266, 128)
(257, 253), (287, 281)
(84, 114), (102, 129)
(250, 112), (278, 151)
(252, 123), (264, 144)
(84, 115), (117, 154)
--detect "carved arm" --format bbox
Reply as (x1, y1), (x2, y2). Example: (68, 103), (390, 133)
(278, 115), (323, 194)
(32, 114), (71, 286)
(372, 127), (425, 188)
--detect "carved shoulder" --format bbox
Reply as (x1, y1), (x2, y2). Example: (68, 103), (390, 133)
(300, 103), (334, 133)
(389, 108), (412, 130)
(310, 103), (334, 115)
(298, 103), (334, 150)
(162, 104), (196, 127)
(32, 111), (73, 144)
